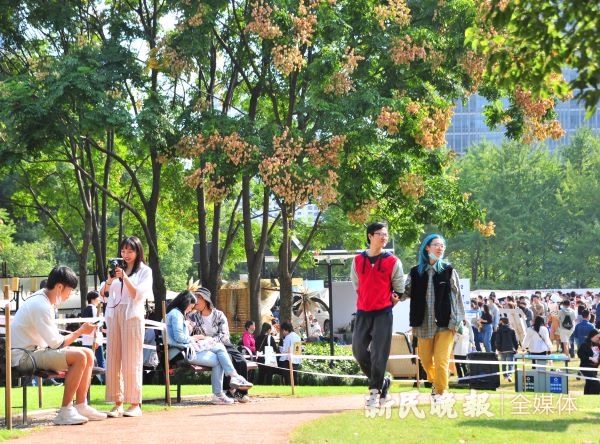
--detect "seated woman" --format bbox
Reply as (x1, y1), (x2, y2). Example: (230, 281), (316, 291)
(165, 290), (253, 405)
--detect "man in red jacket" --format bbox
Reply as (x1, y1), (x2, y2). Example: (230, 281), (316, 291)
(351, 222), (405, 409)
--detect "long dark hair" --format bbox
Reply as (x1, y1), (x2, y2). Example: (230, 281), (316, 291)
(533, 315), (545, 333)
(120, 236), (145, 274)
(258, 322), (272, 336)
(166, 291), (197, 314)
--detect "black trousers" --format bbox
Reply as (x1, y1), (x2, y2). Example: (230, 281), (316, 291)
(277, 359), (300, 385)
(351, 311), (393, 391)
(454, 354), (469, 379)
(223, 344), (248, 390)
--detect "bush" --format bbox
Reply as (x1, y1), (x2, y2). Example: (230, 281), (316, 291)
(300, 342), (366, 386)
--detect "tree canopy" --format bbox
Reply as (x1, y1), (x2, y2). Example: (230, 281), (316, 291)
(467, 1), (600, 116)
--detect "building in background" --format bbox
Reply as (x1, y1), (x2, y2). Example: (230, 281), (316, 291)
(447, 70), (600, 154)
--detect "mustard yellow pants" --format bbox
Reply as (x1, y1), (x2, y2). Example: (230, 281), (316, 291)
(417, 329), (455, 395)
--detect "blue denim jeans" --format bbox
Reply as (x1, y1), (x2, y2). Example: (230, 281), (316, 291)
(189, 343), (236, 394)
(498, 351), (515, 377)
(481, 324), (493, 353)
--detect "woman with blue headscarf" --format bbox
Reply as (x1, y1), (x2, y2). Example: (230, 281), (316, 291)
(401, 234), (465, 405)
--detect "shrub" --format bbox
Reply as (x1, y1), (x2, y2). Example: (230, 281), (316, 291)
(300, 342), (366, 386)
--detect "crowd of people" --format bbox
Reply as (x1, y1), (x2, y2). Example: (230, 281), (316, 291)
(7, 229), (600, 425)
(461, 289), (600, 392)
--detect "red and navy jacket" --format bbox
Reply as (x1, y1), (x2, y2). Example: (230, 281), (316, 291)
(354, 251), (399, 314)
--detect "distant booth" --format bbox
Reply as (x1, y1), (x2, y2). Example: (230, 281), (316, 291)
(217, 282), (251, 335)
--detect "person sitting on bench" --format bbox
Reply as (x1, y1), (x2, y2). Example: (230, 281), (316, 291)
(165, 289), (253, 405)
(10, 266), (107, 425)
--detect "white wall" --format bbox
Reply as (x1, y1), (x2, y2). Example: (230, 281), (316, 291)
(331, 281), (410, 334)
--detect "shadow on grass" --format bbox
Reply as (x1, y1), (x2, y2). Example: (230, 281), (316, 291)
(456, 410), (600, 432)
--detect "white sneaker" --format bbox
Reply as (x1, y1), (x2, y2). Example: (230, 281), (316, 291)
(53, 406), (89, 425)
(432, 391), (451, 405)
(365, 389), (380, 409)
(75, 403), (107, 421)
(106, 405), (124, 418)
(230, 375), (253, 390)
(211, 393), (235, 405)
(123, 405), (142, 417)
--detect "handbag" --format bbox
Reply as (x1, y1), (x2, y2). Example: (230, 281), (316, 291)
(264, 345), (277, 366)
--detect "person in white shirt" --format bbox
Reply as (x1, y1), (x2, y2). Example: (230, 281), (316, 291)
(557, 299), (577, 356)
(277, 321), (302, 385)
(101, 236), (153, 418)
(522, 316), (553, 363)
(10, 266), (107, 425)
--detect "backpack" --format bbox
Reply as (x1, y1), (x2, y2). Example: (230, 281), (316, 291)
(562, 314), (573, 330)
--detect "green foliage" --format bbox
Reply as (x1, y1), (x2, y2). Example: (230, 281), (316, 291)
(451, 129), (600, 289)
(300, 342), (365, 387)
(159, 228), (196, 292)
(0, 209), (56, 277)
(467, 1), (600, 116)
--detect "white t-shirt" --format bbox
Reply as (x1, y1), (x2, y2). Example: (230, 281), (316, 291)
(10, 290), (65, 366)
(200, 312), (217, 337)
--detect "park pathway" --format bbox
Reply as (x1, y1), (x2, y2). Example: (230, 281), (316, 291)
(14, 394), (366, 444)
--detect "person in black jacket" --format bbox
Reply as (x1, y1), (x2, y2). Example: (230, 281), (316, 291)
(255, 322), (278, 385)
(81, 290), (105, 381)
(495, 317), (519, 382)
(577, 329), (600, 394)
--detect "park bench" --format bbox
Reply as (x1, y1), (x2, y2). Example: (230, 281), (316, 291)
(150, 327), (257, 404)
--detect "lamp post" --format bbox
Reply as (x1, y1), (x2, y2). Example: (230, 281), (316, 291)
(314, 253), (353, 365)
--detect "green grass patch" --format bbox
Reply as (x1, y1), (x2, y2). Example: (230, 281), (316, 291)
(291, 390), (600, 444)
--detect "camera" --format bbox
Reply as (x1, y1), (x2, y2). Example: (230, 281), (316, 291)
(108, 258), (126, 278)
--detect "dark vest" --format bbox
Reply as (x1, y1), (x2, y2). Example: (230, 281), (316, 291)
(409, 265), (453, 328)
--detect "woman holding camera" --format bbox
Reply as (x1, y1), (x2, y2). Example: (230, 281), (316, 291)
(100, 236), (153, 418)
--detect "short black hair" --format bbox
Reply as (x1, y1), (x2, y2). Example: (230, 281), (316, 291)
(280, 321), (294, 333)
(245, 320), (255, 330)
(86, 290), (100, 304)
(582, 309), (590, 318)
(46, 266), (78, 290)
(366, 221), (387, 245)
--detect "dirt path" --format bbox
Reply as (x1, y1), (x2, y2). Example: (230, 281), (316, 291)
(13, 394), (366, 444)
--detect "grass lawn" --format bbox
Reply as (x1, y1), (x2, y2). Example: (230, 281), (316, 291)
(1, 368), (597, 443)
(291, 390), (600, 444)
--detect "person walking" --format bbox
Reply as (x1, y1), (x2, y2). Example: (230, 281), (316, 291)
(402, 234), (465, 405)
(557, 299), (577, 357)
(350, 222), (405, 409)
(495, 317), (519, 382)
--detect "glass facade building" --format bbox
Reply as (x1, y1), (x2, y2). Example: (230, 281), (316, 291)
(447, 89), (600, 155)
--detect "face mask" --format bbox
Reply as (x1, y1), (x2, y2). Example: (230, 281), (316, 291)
(428, 252), (443, 262)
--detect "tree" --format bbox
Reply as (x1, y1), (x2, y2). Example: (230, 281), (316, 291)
(469, 1), (600, 115)
(453, 140), (565, 289)
(555, 129), (600, 287)
(0, 1), (187, 313)
(167, 0), (488, 324)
